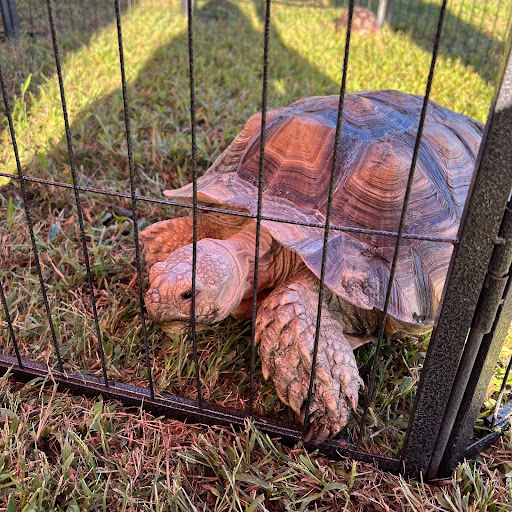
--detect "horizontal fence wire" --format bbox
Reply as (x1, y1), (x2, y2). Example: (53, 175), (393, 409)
(303, 0), (354, 435)
(356, 0), (448, 450)
(114, 0), (155, 399)
(0, 171), (457, 244)
(249, 0), (271, 417)
(0, 65), (64, 373)
(46, 0), (109, 387)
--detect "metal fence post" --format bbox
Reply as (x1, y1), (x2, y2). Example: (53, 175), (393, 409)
(0, 0), (20, 37)
(438, 258), (512, 476)
(400, 30), (512, 478)
(376, 0), (392, 28)
(427, 200), (512, 478)
(181, 0), (194, 16)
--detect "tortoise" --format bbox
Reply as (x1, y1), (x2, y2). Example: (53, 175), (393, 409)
(334, 6), (379, 35)
(140, 90), (483, 442)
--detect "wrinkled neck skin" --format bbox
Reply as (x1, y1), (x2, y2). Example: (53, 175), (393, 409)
(216, 224), (304, 318)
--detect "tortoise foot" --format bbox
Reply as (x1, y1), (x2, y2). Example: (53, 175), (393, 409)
(255, 270), (363, 443)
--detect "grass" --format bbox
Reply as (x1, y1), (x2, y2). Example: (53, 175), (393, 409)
(0, 0), (511, 508)
(1, 373), (512, 511)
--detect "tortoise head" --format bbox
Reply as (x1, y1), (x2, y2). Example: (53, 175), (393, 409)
(144, 240), (247, 336)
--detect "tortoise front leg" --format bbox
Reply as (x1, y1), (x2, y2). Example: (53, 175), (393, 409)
(140, 213), (248, 271)
(139, 215), (200, 270)
(255, 269), (363, 443)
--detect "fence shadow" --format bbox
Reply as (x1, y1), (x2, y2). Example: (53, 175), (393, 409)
(0, 0), (137, 109)
(390, 0), (510, 84)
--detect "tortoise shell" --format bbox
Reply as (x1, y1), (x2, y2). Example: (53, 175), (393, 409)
(334, 6), (379, 35)
(165, 90), (483, 328)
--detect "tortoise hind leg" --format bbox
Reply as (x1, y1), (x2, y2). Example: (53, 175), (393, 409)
(255, 269), (363, 443)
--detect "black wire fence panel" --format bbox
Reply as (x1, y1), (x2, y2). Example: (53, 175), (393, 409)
(0, 0), (511, 478)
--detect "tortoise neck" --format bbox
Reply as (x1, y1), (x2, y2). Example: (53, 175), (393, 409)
(218, 224), (304, 300)
(217, 224), (274, 297)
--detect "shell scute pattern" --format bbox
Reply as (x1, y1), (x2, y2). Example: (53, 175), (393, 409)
(166, 90), (483, 326)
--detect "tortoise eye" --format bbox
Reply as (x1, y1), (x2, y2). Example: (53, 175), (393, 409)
(181, 290), (193, 300)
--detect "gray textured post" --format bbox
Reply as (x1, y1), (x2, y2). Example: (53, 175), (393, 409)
(182, 0), (194, 15)
(0, 0), (20, 37)
(376, 0), (392, 28)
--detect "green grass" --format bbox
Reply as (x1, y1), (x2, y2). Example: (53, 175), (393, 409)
(0, 0), (512, 508)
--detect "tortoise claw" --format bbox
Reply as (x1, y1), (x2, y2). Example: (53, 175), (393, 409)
(303, 420), (331, 445)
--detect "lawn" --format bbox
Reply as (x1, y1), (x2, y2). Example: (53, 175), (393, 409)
(0, 0), (512, 509)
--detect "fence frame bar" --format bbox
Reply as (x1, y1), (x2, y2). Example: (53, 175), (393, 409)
(0, 352), (401, 474)
(427, 199), (512, 479)
(0, 0), (20, 37)
(401, 29), (512, 478)
(437, 276), (512, 476)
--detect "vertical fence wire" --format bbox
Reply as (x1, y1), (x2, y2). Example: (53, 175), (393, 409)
(0, 278), (22, 366)
(448, 0), (465, 48)
(46, 0), (109, 386)
(69, 0), (75, 32)
(419, 1), (434, 38)
(187, 0), (203, 406)
(356, 0), (448, 449)
(28, 0), (34, 33)
(492, 351), (512, 428)
(484, 1), (502, 61)
(405, 0), (414, 28)
(411, 0), (420, 34)
(505, 3), (512, 49)
(303, 0), (354, 433)
(0, 66), (63, 372)
(93, 0), (99, 31)
(80, 0), (86, 32)
(114, 0), (155, 399)
(249, 0), (271, 417)
(473, 0), (490, 54)
(463, 0), (477, 49)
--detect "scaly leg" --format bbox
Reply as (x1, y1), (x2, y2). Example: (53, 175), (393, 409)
(255, 269), (364, 443)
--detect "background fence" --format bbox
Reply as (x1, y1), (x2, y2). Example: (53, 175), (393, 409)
(0, 0), (511, 479)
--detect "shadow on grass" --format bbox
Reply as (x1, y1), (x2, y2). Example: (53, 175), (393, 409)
(13, 0), (138, 37)
(390, 0), (511, 84)
(0, 0), (138, 108)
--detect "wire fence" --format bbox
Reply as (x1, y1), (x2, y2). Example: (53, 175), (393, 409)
(392, 0), (512, 66)
(0, 0), (511, 479)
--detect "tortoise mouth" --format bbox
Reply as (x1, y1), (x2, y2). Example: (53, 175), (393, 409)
(161, 320), (210, 337)
(161, 321), (189, 336)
